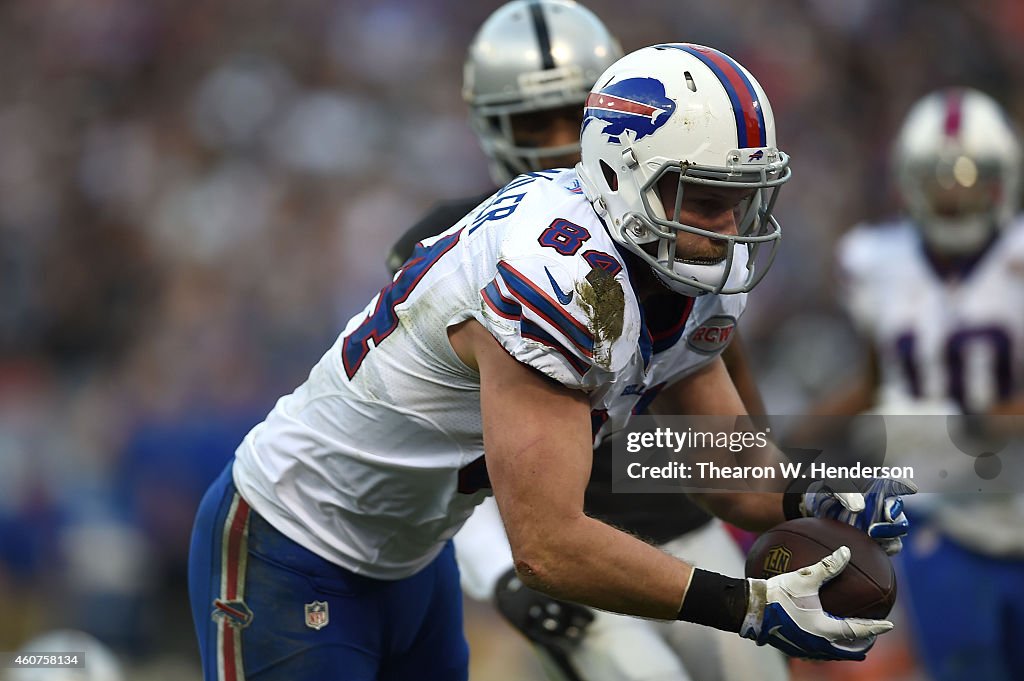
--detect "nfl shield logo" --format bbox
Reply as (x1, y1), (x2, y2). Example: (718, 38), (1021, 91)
(304, 600), (329, 630)
(763, 545), (792, 576)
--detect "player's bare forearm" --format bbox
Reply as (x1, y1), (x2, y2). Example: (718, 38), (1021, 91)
(721, 332), (768, 428)
(688, 489), (785, 531)
(452, 319), (692, 620)
(653, 358), (786, 531)
(511, 510), (693, 619)
(988, 398), (1024, 416)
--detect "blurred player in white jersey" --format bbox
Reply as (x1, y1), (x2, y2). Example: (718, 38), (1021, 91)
(832, 87), (1024, 681)
(387, 3), (785, 680)
(189, 35), (912, 681)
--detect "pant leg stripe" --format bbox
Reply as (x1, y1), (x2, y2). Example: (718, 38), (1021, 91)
(217, 493), (251, 681)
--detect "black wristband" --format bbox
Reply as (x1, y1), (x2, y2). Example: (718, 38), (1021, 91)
(782, 491), (804, 520)
(782, 475), (813, 520)
(676, 569), (749, 633)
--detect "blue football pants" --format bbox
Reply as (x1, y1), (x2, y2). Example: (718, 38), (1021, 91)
(189, 462), (469, 681)
(897, 515), (1024, 681)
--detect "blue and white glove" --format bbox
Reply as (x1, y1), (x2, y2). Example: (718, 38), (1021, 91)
(740, 546), (893, 661)
(801, 478), (918, 555)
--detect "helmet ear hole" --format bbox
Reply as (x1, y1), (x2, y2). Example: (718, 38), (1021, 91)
(684, 71), (697, 92)
(600, 159), (618, 191)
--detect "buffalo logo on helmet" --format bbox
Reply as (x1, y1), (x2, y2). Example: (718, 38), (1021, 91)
(583, 77), (676, 145)
(762, 545), (792, 576)
(747, 149), (764, 161)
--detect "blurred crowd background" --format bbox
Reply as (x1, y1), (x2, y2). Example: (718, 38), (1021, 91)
(1, 0), (1022, 678)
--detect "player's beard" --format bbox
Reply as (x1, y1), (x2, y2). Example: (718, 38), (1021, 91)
(672, 234), (730, 266)
(639, 234), (729, 267)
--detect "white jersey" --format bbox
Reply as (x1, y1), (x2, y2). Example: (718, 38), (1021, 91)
(838, 218), (1024, 556)
(233, 169), (747, 579)
(838, 217), (1024, 414)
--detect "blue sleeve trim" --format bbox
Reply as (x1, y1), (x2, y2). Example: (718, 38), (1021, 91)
(481, 280), (522, 320)
(520, 319), (591, 378)
(497, 261), (595, 358)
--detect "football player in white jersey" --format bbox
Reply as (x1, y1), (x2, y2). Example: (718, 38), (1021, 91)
(189, 42), (910, 681)
(832, 87), (1024, 681)
(388, 4), (786, 681)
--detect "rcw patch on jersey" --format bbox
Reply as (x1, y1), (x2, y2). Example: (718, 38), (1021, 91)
(687, 315), (736, 354)
(584, 77), (675, 144)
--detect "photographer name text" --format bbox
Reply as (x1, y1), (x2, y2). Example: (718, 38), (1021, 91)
(625, 460), (915, 480)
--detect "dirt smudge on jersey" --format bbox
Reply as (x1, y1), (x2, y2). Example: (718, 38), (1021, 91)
(576, 267), (624, 368)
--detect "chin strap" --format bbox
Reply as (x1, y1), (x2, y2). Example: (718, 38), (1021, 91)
(652, 266), (711, 297)
(656, 235), (675, 269)
(574, 163), (609, 216)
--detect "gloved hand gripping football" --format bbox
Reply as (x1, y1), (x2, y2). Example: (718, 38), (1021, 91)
(800, 478), (918, 554)
(740, 546), (893, 661)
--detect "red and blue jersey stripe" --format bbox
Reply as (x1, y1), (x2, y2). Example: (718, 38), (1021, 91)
(658, 43), (767, 149)
(481, 279), (521, 320)
(520, 319), (591, 377)
(484, 272), (592, 378)
(496, 261), (595, 358)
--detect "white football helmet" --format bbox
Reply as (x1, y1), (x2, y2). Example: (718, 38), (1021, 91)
(894, 87), (1022, 255)
(463, 0), (623, 184)
(577, 43), (791, 296)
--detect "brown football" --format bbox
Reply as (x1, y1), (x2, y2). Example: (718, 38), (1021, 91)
(744, 517), (897, 619)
